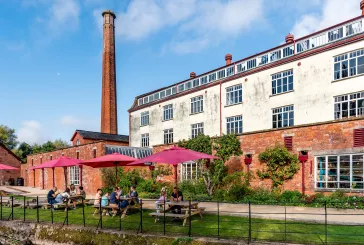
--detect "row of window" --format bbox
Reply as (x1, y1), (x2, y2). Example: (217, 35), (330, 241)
(137, 19), (363, 107)
(316, 154), (364, 190)
(334, 48), (364, 80)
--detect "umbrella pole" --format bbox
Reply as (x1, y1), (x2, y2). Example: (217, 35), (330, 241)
(174, 165), (178, 186)
(52, 168), (55, 188)
(115, 165), (118, 185)
(64, 167), (68, 189)
(80, 166), (83, 187)
(42, 169), (45, 190)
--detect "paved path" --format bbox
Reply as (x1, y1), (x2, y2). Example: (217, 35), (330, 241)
(141, 200), (364, 225)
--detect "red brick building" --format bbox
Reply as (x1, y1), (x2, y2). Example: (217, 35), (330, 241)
(0, 142), (22, 185)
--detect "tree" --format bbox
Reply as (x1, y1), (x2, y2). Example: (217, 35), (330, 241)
(53, 139), (70, 149)
(14, 142), (33, 162)
(0, 125), (18, 150)
(178, 134), (243, 196)
(257, 145), (300, 189)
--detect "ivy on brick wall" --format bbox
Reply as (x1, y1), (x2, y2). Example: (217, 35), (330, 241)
(257, 145), (300, 189)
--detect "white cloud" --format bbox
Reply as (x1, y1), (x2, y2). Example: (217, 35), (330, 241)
(48, 0), (80, 34)
(291, 0), (359, 38)
(17, 120), (44, 145)
(94, 0), (264, 54)
(60, 116), (82, 127)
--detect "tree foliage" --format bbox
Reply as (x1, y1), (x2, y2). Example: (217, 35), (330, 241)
(257, 145), (300, 189)
(0, 125), (18, 150)
(178, 134), (243, 196)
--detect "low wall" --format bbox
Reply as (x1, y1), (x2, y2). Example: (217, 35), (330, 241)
(0, 221), (252, 245)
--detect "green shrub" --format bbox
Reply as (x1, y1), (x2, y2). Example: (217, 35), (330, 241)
(248, 187), (276, 203)
(279, 190), (302, 203)
(224, 184), (251, 202)
(330, 190), (346, 200)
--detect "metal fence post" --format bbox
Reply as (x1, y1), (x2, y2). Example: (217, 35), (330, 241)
(284, 204), (287, 243)
(82, 199), (85, 227)
(188, 199), (192, 237)
(66, 202), (69, 226)
(23, 196), (26, 221)
(11, 196), (14, 220)
(139, 199), (143, 234)
(325, 201), (327, 245)
(36, 196), (39, 223)
(0, 195), (2, 220)
(119, 207), (122, 231)
(51, 201), (54, 224)
(217, 201), (220, 240)
(163, 198), (166, 236)
(248, 201), (252, 244)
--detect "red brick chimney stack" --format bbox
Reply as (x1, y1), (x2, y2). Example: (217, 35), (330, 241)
(361, 0), (364, 15)
(101, 10), (118, 135)
(285, 33), (294, 43)
(190, 72), (196, 78)
(225, 54), (232, 65)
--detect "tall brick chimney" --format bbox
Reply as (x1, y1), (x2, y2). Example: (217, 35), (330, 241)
(101, 10), (118, 134)
(361, 0), (364, 15)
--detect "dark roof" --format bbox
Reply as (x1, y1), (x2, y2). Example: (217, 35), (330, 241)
(0, 141), (23, 163)
(71, 130), (129, 143)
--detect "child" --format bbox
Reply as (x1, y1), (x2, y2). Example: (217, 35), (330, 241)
(101, 192), (109, 207)
(94, 189), (102, 206)
(79, 186), (86, 200)
(155, 190), (167, 213)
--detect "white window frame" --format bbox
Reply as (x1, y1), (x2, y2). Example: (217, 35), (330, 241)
(163, 104), (173, 121)
(272, 105), (294, 129)
(191, 123), (204, 139)
(180, 161), (199, 181)
(141, 133), (149, 147)
(140, 111), (149, 126)
(334, 49), (364, 81)
(191, 95), (203, 114)
(315, 154), (364, 190)
(334, 91), (364, 119)
(272, 69), (294, 95)
(226, 84), (242, 106)
(226, 115), (243, 134)
(69, 166), (80, 186)
(163, 129), (173, 145)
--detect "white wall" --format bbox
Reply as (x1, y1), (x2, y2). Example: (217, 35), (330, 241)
(130, 40), (364, 147)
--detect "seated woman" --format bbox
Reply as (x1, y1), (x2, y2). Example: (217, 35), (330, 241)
(155, 189), (167, 213)
(70, 184), (77, 196)
(119, 186), (139, 208)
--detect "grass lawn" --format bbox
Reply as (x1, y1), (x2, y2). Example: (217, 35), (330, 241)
(0, 205), (363, 245)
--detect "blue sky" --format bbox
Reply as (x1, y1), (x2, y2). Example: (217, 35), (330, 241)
(0, 0), (361, 145)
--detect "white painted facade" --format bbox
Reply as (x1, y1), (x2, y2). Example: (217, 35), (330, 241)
(129, 17), (364, 148)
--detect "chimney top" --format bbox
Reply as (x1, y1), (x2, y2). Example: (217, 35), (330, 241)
(225, 53), (232, 65)
(190, 72), (196, 78)
(285, 33), (294, 43)
(102, 10), (116, 19)
(361, 0), (364, 15)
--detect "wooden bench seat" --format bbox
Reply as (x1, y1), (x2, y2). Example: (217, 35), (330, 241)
(149, 212), (189, 226)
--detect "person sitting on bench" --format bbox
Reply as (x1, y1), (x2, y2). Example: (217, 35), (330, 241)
(170, 187), (183, 214)
(47, 187), (58, 205)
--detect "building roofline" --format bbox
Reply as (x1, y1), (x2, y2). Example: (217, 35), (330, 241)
(130, 15), (363, 109)
(70, 129), (129, 143)
(129, 32), (364, 112)
(0, 142), (23, 163)
(27, 140), (106, 157)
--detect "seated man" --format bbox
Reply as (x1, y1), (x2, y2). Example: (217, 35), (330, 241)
(170, 187), (183, 214)
(47, 187), (58, 205)
(119, 186), (139, 208)
(78, 186), (86, 200)
(109, 187), (119, 216)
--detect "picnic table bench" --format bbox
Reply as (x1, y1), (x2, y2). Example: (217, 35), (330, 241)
(150, 201), (205, 226)
(93, 197), (141, 218)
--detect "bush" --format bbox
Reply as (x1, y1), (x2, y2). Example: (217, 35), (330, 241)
(248, 187), (276, 203)
(279, 191), (302, 203)
(329, 190), (346, 200)
(224, 184), (251, 203)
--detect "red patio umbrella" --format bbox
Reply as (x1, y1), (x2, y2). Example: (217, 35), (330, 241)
(0, 163), (19, 170)
(80, 153), (137, 184)
(128, 146), (219, 185)
(29, 156), (82, 189)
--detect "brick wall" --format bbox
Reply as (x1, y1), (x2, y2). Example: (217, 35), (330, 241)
(23, 140), (128, 193)
(152, 118), (364, 194)
(0, 145), (21, 185)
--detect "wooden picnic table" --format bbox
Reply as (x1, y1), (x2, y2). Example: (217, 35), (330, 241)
(150, 201), (205, 226)
(93, 196), (141, 218)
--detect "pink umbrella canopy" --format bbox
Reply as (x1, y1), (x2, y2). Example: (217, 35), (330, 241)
(128, 146), (219, 184)
(29, 156), (82, 189)
(81, 153), (137, 168)
(80, 153), (138, 185)
(29, 156), (82, 170)
(0, 163), (19, 170)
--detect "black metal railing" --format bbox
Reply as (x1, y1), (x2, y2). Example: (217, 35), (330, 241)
(0, 195), (364, 245)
